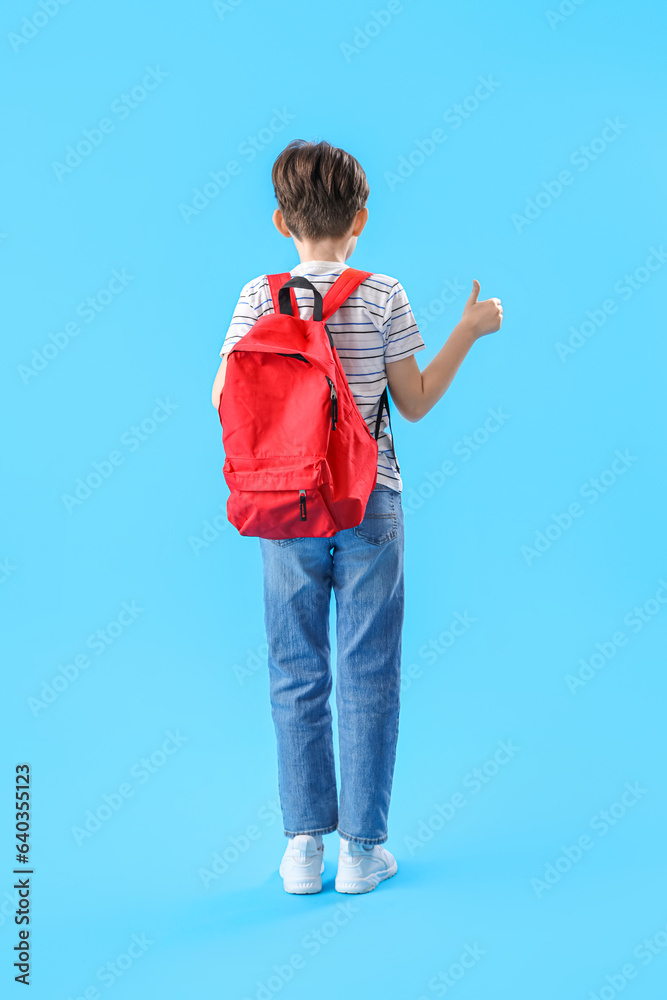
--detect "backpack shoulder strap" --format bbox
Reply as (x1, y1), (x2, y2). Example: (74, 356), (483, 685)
(322, 268), (372, 320)
(267, 272), (298, 315)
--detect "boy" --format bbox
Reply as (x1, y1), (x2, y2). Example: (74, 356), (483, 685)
(212, 140), (502, 894)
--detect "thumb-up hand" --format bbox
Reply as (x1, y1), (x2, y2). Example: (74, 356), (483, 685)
(461, 280), (503, 338)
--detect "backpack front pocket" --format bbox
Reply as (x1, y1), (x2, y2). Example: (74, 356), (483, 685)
(224, 460), (340, 538)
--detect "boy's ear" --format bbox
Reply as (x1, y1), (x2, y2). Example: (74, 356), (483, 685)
(273, 209), (292, 238)
(352, 207), (368, 237)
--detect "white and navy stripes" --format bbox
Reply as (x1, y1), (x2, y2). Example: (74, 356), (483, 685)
(219, 260), (426, 492)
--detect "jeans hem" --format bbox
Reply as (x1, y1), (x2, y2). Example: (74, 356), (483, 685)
(284, 823), (338, 838)
(337, 828), (388, 846)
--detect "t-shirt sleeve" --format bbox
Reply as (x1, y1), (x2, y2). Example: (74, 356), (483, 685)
(219, 282), (260, 358)
(382, 281), (426, 362)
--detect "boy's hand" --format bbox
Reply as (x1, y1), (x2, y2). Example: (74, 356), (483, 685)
(387, 278), (503, 422)
(460, 280), (503, 338)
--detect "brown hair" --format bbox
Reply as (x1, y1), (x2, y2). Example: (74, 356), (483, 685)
(271, 140), (369, 241)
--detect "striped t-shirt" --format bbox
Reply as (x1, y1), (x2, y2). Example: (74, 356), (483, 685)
(219, 260), (426, 492)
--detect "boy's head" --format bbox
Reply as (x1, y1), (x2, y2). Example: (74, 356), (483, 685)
(271, 140), (369, 249)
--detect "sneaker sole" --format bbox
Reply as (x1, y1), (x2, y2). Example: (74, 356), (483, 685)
(282, 878), (322, 894)
(279, 860), (324, 895)
(335, 860), (398, 894)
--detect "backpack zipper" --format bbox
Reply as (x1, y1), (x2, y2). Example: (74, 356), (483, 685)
(326, 377), (338, 430)
(299, 490), (307, 520)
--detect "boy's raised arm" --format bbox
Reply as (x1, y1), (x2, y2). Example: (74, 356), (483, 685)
(386, 280), (502, 422)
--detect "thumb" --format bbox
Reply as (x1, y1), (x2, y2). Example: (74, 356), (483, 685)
(466, 279), (480, 307)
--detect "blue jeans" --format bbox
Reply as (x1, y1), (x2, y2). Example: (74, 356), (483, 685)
(258, 484), (404, 845)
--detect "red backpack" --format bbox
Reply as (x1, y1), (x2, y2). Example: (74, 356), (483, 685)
(218, 269), (391, 539)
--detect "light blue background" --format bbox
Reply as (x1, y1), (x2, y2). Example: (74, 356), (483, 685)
(2, 1), (666, 997)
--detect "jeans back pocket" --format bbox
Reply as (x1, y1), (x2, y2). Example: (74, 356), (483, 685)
(353, 485), (398, 545)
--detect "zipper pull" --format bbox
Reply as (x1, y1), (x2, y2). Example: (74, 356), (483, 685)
(299, 490), (307, 520)
(326, 377), (338, 430)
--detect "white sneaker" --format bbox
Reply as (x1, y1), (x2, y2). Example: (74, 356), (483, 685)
(335, 838), (397, 893)
(279, 834), (325, 894)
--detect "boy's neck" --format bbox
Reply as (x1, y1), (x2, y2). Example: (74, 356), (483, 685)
(293, 236), (355, 265)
